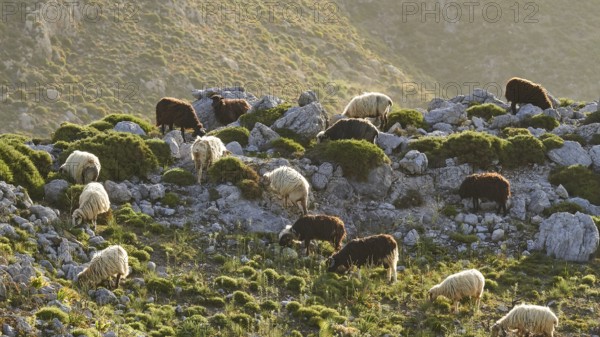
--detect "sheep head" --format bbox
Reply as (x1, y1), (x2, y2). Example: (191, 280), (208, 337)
(193, 126), (207, 138)
(316, 131), (328, 143)
(278, 225), (298, 247)
(326, 254), (348, 274)
(72, 209), (85, 227)
(427, 286), (440, 302)
(210, 95), (224, 108)
(490, 323), (505, 337)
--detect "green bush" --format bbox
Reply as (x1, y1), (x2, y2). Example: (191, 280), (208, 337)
(35, 307), (69, 323)
(501, 135), (546, 168)
(590, 134), (600, 146)
(561, 134), (586, 146)
(147, 277), (175, 295)
(208, 157), (259, 185)
(145, 138), (173, 166)
(162, 168), (196, 186)
(0, 143), (44, 199)
(161, 192), (181, 208)
(559, 98), (575, 108)
(502, 128), (531, 138)
(56, 184), (84, 211)
(239, 103), (291, 130)
(539, 133), (564, 150)
(102, 113), (154, 133)
(115, 204), (155, 228)
(520, 114), (559, 131)
(0, 158), (13, 183)
(273, 128), (314, 148)
(306, 139), (390, 180)
(267, 138), (305, 158)
(466, 103), (506, 121)
(0, 134), (52, 178)
(408, 136), (446, 168)
(238, 179), (262, 199)
(549, 165), (600, 205)
(207, 126), (249, 146)
(52, 122), (100, 143)
(232, 291), (254, 305)
(87, 120), (114, 131)
(61, 132), (158, 181)
(542, 202), (584, 217)
(444, 131), (506, 169)
(582, 110), (600, 125)
(385, 108), (427, 130)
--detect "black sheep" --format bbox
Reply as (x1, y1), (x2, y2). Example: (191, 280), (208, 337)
(156, 97), (206, 141)
(458, 172), (511, 215)
(327, 234), (398, 283)
(279, 214), (346, 255)
(210, 95), (251, 125)
(505, 77), (553, 114)
(316, 118), (379, 143)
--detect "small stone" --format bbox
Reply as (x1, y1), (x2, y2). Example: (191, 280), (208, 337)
(491, 229), (504, 242)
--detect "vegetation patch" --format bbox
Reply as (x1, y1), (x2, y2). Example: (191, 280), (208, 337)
(35, 307), (69, 323)
(466, 103), (506, 121)
(0, 134), (52, 178)
(51, 122), (100, 143)
(582, 110), (600, 125)
(162, 168), (195, 186)
(539, 133), (564, 150)
(549, 165), (600, 205)
(61, 132), (158, 181)
(101, 113), (155, 133)
(502, 127), (531, 138)
(385, 108), (427, 130)
(408, 136), (446, 167)
(306, 139), (390, 180)
(520, 114), (559, 131)
(542, 202), (584, 217)
(239, 103), (291, 130)
(394, 189), (424, 209)
(444, 131), (506, 169)
(145, 139), (173, 166)
(0, 142), (45, 199)
(561, 133), (586, 146)
(207, 126), (250, 146)
(501, 134), (546, 168)
(267, 138), (305, 158)
(87, 120), (114, 132)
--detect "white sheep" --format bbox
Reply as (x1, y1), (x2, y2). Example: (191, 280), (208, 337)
(491, 304), (558, 337)
(428, 269), (485, 313)
(191, 136), (229, 184)
(262, 166), (310, 215)
(72, 182), (110, 231)
(59, 150), (101, 184)
(342, 92), (393, 128)
(76, 245), (130, 289)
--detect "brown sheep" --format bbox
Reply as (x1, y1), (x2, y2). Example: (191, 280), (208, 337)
(210, 95), (251, 125)
(316, 118), (379, 144)
(279, 214), (346, 255)
(327, 234), (399, 283)
(505, 77), (553, 114)
(156, 97), (206, 141)
(458, 172), (511, 215)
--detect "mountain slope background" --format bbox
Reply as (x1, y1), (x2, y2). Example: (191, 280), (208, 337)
(1, 0), (598, 137)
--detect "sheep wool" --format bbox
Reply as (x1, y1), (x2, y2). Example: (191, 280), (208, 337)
(211, 95), (251, 125)
(263, 166), (310, 215)
(279, 214), (346, 255)
(59, 150), (101, 184)
(342, 92), (393, 128)
(190, 136), (229, 184)
(77, 245), (130, 289)
(72, 182), (110, 230)
(459, 172), (511, 215)
(491, 304), (558, 337)
(316, 118), (379, 144)
(156, 97), (206, 140)
(428, 269), (485, 313)
(505, 77), (553, 114)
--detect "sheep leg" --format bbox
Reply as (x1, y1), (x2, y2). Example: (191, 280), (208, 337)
(115, 274), (122, 289)
(161, 124), (165, 135)
(180, 126), (186, 141)
(472, 197), (479, 212)
(299, 197), (308, 215)
(453, 301), (459, 313)
(197, 166), (203, 185)
(305, 239), (311, 255)
(511, 102), (518, 114)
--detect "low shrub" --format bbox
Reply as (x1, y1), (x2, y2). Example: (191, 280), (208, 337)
(539, 133), (564, 150)
(145, 138), (173, 166)
(466, 103), (506, 121)
(561, 134), (586, 146)
(408, 136), (446, 168)
(384, 108), (427, 130)
(161, 192), (181, 208)
(444, 131), (506, 169)
(549, 165), (600, 205)
(87, 120), (114, 131)
(162, 168), (196, 186)
(207, 126), (250, 146)
(520, 114), (559, 131)
(238, 179), (262, 199)
(0, 143), (44, 199)
(35, 306), (69, 323)
(102, 113), (155, 133)
(267, 138), (305, 158)
(306, 139), (390, 180)
(52, 122), (100, 143)
(501, 135), (546, 168)
(208, 157), (259, 185)
(115, 203), (155, 228)
(1, 135), (52, 178)
(502, 128), (531, 138)
(239, 103), (291, 130)
(582, 110), (600, 125)
(0, 158), (13, 183)
(273, 128), (313, 148)
(542, 202), (584, 217)
(61, 132), (158, 181)
(147, 277), (175, 295)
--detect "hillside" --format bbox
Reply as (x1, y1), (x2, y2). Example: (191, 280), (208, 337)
(343, 0), (600, 104)
(0, 0), (434, 136)
(0, 86), (600, 336)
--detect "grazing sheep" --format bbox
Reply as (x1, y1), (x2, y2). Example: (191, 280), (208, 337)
(262, 166), (310, 215)
(505, 77), (553, 114)
(327, 234), (398, 283)
(279, 214), (346, 255)
(428, 269), (485, 313)
(316, 118), (379, 144)
(156, 97), (206, 141)
(458, 172), (511, 216)
(490, 304), (558, 337)
(210, 95), (251, 125)
(59, 150), (101, 184)
(72, 182), (110, 231)
(190, 136), (229, 184)
(76, 245), (130, 289)
(342, 92), (393, 128)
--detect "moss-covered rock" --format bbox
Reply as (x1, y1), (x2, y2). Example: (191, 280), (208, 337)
(207, 126), (250, 146)
(61, 132), (159, 181)
(239, 103), (291, 130)
(306, 139), (390, 180)
(51, 122), (100, 143)
(466, 103), (506, 121)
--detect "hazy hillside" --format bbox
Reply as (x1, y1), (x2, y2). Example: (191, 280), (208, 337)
(0, 0), (434, 136)
(342, 0), (600, 105)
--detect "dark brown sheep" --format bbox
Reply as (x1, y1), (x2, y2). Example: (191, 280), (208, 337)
(505, 77), (553, 114)
(458, 172), (511, 215)
(210, 95), (251, 125)
(316, 118), (379, 144)
(327, 234), (398, 283)
(279, 214), (346, 255)
(156, 97), (206, 141)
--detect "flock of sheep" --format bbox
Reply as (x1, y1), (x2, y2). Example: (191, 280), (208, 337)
(57, 77), (561, 336)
